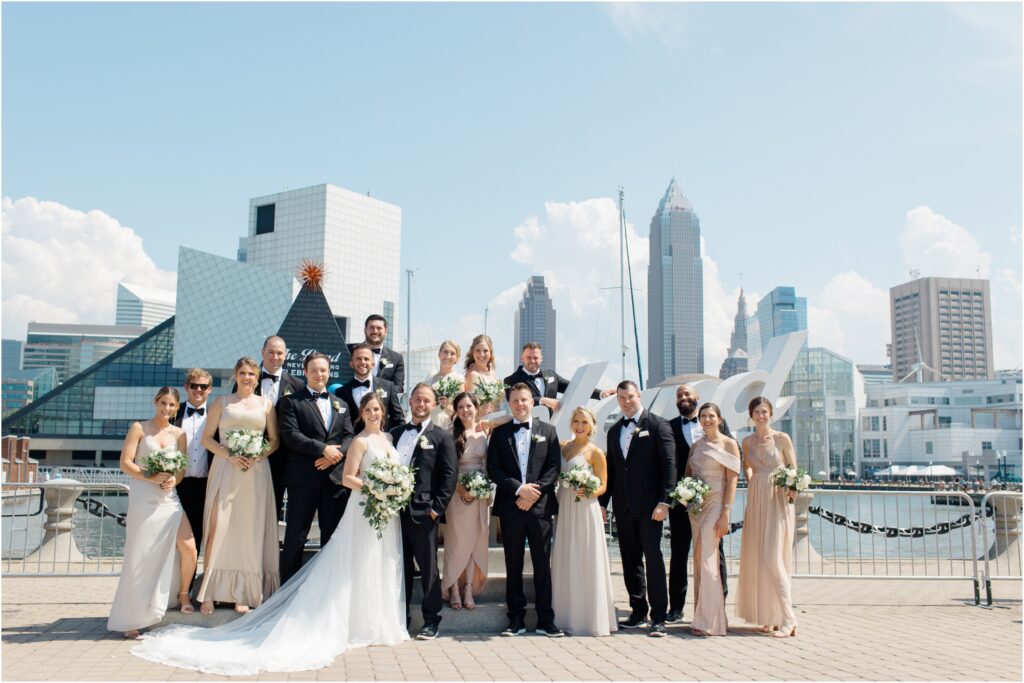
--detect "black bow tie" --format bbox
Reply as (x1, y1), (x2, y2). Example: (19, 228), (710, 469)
(683, 416), (698, 424)
(260, 372), (279, 383)
(527, 372), (541, 380)
(186, 406), (205, 417)
(354, 379), (371, 389)
(402, 423), (421, 434)
(311, 391), (329, 400)
(513, 421), (530, 433)
(623, 417), (637, 427)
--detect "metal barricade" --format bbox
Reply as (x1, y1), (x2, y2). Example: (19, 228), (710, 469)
(1, 480), (130, 576)
(979, 490), (1023, 605)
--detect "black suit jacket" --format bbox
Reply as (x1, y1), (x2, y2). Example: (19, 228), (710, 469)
(599, 410), (676, 516)
(487, 419), (561, 519)
(231, 369), (306, 403)
(172, 403), (214, 471)
(389, 422), (457, 523)
(347, 344), (405, 393)
(668, 415), (733, 483)
(278, 390), (355, 487)
(334, 376), (404, 431)
(503, 366), (602, 406)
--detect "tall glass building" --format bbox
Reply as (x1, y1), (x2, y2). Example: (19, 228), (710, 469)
(647, 178), (703, 385)
(514, 276), (557, 371)
(745, 286), (808, 369)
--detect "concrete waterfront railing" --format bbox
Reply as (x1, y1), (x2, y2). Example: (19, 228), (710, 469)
(979, 490), (1023, 605)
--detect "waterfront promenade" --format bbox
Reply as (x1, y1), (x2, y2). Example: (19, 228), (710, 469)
(2, 570), (1020, 681)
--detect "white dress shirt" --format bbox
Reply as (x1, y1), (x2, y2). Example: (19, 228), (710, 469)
(681, 416), (703, 447)
(513, 418), (532, 482)
(181, 402), (209, 478)
(619, 407), (644, 458)
(395, 419), (429, 467)
(309, 387), (333, 431)
(261, 368), (282, 406)
(352, 375), (374, 409)
(525, 371), (545, 397)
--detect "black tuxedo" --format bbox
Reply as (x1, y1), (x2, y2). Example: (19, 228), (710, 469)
(486, 418), (561, 626)
(389, 421), (457, 628)
(347, 343), (405, 393)
(234, 368), (307, 521)
(599, 409), (675, 623)
(503, 365), (602, 409)
(278, 389), (356, 583)
(667, 414), (732, 610)
(172, 403), (214, 565)
(334, 376), (404, 432)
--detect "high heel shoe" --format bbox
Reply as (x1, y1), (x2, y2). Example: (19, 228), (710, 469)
(449, 584), (462, 610)
(178, 592), (195, 614)
(771, 624), (797, 638)
(463, 584), (475, 610)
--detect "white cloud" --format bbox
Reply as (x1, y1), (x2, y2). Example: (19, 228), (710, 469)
(604, 3), (692, 48)
(899, 206), (993, 279)
(808, 271), (890, 364)
(2, 197), (176, 338)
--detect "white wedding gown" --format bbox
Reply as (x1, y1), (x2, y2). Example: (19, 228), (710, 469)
(132, 444), (408, 675)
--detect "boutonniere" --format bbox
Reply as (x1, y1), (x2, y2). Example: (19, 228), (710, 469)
(332, 400), (343, 412)
(375, 388), (387, 400)
(282, 385), (294, 397)
(544, 375), (554, 384)
(418, 435), (433, 449)
(637, 430), (649, 438)
(379, 357), (392, 369)
(532, 434), (546, 443)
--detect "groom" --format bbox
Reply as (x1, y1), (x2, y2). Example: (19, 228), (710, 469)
(390, 383), (457, 640)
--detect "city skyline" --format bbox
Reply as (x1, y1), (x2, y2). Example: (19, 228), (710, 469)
(2, 3), (1020, 380)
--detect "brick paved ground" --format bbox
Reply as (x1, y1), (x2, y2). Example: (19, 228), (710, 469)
(2, 574), (1020, 681)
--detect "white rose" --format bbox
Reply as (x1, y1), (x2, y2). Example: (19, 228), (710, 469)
(681, 489), (695, 502)
(785, 475), (795, 487)
(799, 474), (811, 489)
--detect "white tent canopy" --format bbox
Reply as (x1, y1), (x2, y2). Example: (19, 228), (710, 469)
(875, 464), (958, 477)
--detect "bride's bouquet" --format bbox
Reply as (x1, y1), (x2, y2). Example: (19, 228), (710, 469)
(471, 378), (507, 406)
(224, 429), (269, 472)
(772, 465), (811, 504)
(433, 376), (463, 403)
(559, 465), (601, 503)
(140, 447), (187, 477)
(458, 471), (493, 500)
(360, 458), (416, 538)
(669, 476), (710, 515)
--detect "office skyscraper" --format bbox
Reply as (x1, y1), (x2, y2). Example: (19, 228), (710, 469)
(889, 276), (993, 382)
(115, 282), (176, 329)
(746, 286), (808, 369)
(514, 276), (556, 370)
(647, 178), (703, 385)
(719, 288), (749, 379)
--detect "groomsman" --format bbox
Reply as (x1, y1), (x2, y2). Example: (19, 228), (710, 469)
(503, 343), (614, 414)
(487, 383), (564, 638)
(278, 353), (355, 584)
(599, 380), (675, 637)
(334, 344), (404, 430)
(666, 384), (731, 622)
(348, 314), (405, 393)
(390, 383), (458, 640)
(243, 335), (305, 521)
(173, 368), (214, 579)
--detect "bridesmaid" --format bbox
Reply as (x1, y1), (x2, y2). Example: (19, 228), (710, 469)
(686, 402), (740, 637)
(736, 397), (799, 638)
(424, 340), (465, 430)
(108, 387), (198, 638)
(198, 357), (281, 615)
(464, 334), (500, 415)
(441, 392), (494, 610)
(551, 407), (617, 636)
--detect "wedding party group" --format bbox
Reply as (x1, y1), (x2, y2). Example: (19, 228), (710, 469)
(107, 314), (803, 676)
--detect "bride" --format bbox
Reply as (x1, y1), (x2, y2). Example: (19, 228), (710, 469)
(133, 393), (409, 675)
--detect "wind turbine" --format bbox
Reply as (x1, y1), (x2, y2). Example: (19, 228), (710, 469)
(898, 326), (945, 383)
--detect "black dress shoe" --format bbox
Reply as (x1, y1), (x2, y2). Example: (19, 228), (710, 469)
(618, 614), (649, 629)
(648, 622), (667, 637)
(535, 623), (565, 638)
(665, 609), (683, 624)
(416, 623), (438, 640)
(501, 621), (527, 637)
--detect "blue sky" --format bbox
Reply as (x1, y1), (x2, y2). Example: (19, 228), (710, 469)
(3, 2), (1021, 378)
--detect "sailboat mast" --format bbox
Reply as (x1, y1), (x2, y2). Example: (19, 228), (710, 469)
(620, 189), (644, 389)
(619, 187), (626, 382)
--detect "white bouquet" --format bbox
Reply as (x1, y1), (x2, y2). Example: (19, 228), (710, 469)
(224, 429), (269, 472)
(559, 464), (601, 503)
(360, 458), (416, 539)
(433, 376), (464, 402)
(669, 476), (710, 515)
(459, 471), (493, 500)
(140, 447), (186, 477)
(472, 377), (507, 406)
(772, 465), (811, 504)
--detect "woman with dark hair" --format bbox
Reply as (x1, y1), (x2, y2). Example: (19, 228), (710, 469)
(196, 357), (280, 615)
(108, 387), (195, 638)
(736, 397), (799, 637)
(686, 402), (740, 636)
(441, 391), (499, 609)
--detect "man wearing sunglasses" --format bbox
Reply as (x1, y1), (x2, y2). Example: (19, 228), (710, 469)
(174, 368), (215, 578)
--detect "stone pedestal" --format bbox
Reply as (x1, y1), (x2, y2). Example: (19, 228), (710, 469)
(983, 493), (1022, 562)
(24, 480), (86, 565)
(792, 490), (823, 572)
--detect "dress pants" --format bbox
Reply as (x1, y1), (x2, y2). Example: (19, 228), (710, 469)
(616, 508), (668, 622)
(668, 504), (729, 613)
(400, 513), (443, 627)
(269, 452), (287, 522)
(280, 480), (348, 584)
(177, 476), (206, 593)
(499, 511), (554, 626)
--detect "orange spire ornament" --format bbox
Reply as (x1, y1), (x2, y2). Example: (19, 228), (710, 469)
(297, 259), (326, 291)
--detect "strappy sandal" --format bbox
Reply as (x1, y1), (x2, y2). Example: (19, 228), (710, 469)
(124, 630), (140, 639)
(449, 584), (462, 610)
(200, 600), (214, 615)
(463, 584), (475, 610)
(234, 604), (250, 614)
(178, 592), (195, 614)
